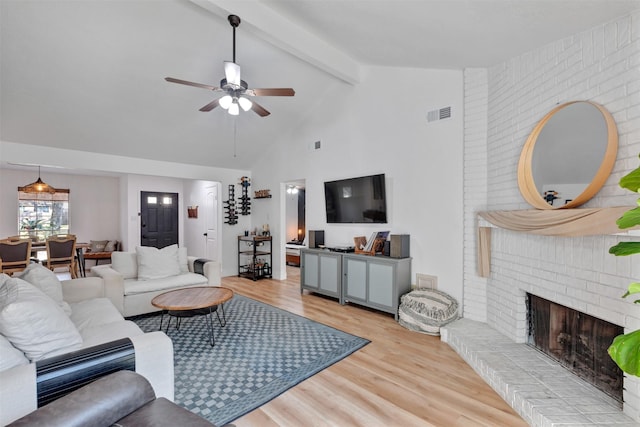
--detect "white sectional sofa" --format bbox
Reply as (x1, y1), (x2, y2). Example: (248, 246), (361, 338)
(92, 245), (222, 317)
(0, 263), (174, 425)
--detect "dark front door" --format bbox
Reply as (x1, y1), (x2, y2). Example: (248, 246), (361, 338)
(140, 191), (178, 248)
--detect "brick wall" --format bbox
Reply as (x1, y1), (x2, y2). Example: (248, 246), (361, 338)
(463, 68), (489, 322)
(463, 10), (640, 420)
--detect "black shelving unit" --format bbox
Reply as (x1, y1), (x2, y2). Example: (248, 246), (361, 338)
(238, 235), (272, 281)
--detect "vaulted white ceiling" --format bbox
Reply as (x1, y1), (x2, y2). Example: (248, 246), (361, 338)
(2, 0), (638, 170)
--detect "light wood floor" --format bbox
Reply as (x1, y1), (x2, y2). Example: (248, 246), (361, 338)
(220, 267), (528, 427)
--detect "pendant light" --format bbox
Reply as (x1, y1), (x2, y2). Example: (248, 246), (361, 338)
(19, 166), (56, 194)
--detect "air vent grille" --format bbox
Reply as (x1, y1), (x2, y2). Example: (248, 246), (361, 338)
(427, 106), (452, 122)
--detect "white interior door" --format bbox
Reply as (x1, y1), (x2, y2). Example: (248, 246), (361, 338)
(205, 184), (218, 262)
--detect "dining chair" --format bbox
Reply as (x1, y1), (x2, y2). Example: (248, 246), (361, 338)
(0, 238), (32, 276)
(46, 234), (78, 278)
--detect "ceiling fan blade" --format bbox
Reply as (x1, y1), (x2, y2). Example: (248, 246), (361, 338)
(224, 61), (241, 87)
(165, 77), (219, 91)
(250, 100), (270, 117)
(199, 99), (221, 112)
(248, 88), (295, 97)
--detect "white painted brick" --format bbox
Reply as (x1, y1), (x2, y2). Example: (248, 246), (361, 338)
(462, 10), (640, 421)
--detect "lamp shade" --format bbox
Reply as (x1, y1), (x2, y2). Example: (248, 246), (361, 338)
(18, 167), (56, 194)
(219, 95), (233, 110)
(238, 96), (252, 112)
(228, 102), (240, 116)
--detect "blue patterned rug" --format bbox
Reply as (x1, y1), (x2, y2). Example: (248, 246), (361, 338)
(132, 294), (369, 426)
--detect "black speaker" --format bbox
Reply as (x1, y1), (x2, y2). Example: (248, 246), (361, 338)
(390, 234), (410, 258)
(308, 230), (325, 248)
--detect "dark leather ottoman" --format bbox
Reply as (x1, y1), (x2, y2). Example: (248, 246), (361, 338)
(8, 370), (215, 427)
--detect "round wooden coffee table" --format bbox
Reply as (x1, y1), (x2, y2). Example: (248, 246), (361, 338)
(151, 287), (234, 346)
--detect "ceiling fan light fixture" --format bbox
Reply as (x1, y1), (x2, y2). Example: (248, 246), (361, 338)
(219, 95), (233, 109)
(165, 14), (293, 118)
(238, 96), (252, 112)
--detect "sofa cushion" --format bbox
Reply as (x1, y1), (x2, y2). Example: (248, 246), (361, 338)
(136, 245), (180, 280)
(124, 272), (208, 296)
(79, 320), (143, 349)
(178, 247), (189, 274)
(112, 252), (138, 279)
(90, 240), (109, 252)
(70, 297), (124, 332)
(0, 334), (29, 371)
(0, 278), (83, 361)
(19, 263), (72, 315)
(104, 240), (118, 252)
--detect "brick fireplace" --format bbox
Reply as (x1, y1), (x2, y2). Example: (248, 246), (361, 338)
(461, 8), (640, 424)
(527, 293), (623, 402)
(453, 227), (640, 425)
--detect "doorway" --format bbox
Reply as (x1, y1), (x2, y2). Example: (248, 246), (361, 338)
(282, 180), (306, 280)
(204, 184), (219, 262)
(140, 191), (178, 248)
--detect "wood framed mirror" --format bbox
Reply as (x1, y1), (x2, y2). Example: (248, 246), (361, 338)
(517, 101), (618, 209)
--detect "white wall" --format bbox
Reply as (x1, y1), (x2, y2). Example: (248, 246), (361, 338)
(250, 66), (465, 304)
(463, 10), (640, 420)
(0, 168), (120, 243)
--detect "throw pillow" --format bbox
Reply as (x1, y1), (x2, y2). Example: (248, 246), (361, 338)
(19, 263), (72, 315)
(104, 240), (118, 252)
(178, 246), (189, 274)
(0, 334), (28, 371)
(0, 278), (83, 361)
(0, 273), (10, 288)
(111, 252), (138, 279)
(90, 240), (109, 252)
(136, 245), (180, 280)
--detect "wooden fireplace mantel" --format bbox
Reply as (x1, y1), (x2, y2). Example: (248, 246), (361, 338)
(476, 207), (636, 277)
(478, 206), (634, 237)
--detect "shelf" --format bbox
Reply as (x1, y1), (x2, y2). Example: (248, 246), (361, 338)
(237, 235), (272, 281)
(254, 195), (272, 199)
(478, 207), (634, 236)
(239, 250), (270, 256)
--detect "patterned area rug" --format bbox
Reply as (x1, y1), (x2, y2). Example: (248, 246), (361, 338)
(133, 294), (369, 426)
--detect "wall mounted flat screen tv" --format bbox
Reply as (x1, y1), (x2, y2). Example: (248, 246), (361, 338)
(324, 174), (387, 223)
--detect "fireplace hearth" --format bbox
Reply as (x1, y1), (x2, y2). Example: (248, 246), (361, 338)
(527, 294), (624, 402)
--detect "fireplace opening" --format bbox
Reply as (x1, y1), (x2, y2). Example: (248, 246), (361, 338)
(527, 293), (624, 403)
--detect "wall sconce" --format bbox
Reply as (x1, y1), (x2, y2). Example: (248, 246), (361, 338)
(187, 206), (198, 218)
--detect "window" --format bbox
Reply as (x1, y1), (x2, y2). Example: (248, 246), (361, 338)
(18, 189), (70, 241)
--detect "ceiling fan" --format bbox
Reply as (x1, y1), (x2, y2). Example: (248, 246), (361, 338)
(165, 14), (295, 117)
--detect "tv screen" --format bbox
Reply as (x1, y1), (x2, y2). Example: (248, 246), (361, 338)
(324, 174), (387, 223)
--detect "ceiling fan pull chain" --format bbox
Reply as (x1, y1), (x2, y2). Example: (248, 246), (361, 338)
(233, 119), (237, 158)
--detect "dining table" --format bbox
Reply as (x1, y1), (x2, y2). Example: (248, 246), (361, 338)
(30, 241), (91, 277)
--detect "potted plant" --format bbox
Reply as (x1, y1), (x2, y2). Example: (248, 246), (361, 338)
(20, 218), (46, 240)
(608, 159), (640, 375)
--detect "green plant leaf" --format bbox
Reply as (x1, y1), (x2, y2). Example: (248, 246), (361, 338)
(609, 242), (640, 256)
(616, 206), (640, 229)
(609, 330), (640, 376)
(620, 165), (640, 193)
(622, 282), (640, 298)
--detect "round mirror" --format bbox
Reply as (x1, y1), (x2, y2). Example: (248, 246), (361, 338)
(518, 101), (618, 209)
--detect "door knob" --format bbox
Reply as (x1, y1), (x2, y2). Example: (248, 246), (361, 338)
(203, 233), (208, 237)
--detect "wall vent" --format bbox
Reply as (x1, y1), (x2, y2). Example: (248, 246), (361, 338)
(427, 106), (452, 122)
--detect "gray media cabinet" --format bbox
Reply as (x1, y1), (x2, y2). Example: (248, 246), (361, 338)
(300, 248), (411, 320)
